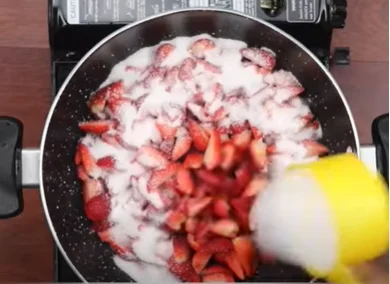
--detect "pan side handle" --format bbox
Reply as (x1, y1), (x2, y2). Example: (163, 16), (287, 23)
(0, 116), (23, 218)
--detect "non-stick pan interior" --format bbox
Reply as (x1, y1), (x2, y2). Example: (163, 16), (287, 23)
(41, 9), (358, 282)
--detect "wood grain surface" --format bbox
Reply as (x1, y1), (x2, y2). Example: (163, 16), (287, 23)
(0, 0), (388, 282)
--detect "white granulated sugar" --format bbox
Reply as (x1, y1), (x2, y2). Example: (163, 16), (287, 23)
(81, 34), (325, 281)
(250, 170), (337, 272)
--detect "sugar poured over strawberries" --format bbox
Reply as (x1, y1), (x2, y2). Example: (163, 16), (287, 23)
(75, 34), (328, 282)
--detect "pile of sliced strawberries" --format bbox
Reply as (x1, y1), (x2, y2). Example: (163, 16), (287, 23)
(74, 36), (330, 283)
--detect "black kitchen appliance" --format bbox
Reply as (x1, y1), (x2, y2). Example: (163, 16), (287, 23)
(49, 0), (351, 282)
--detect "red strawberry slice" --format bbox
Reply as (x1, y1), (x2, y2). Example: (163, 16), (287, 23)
(187, 119), (210, 152)
(156, 122), (178, 140)
(242, 176), (268, 198)
(215, 251), (245, 280)
(251, 126), (263, 140)
(74, 146), (81, 165)
(98, 229), (131, 256)
(172, 128), (192, 161)
(197, 59), (222, 74)
(163, 66), (179, 91)
(235, 161), (252, 190)
(148, 163), (181, 192)
(232, 236), (256, 277)
(203, 129), (222, 170)
(96, 156), (116, 171)
(230, 197), (253, 232)
(195, 221), (210, 241)
(185, 217), (198, 234)
(195, 169), (222, 188)
(230, 121), (249, 135)
(155, 43), (175, 65)
(77, 165), (89, 181)
(88, 81), (123, 114)
(189, 38), (215, 58)
(302, 140), (329, 157)
(220, 143), (236, 171)
(173, 235), (191, 263)
(199, 237), (234, 253)
(249, 140), (268, 170)
(106, 97), (132, 114)
(210, 219), (239, 238)
(178, 58), (197, 81)
(187, 233), (203, 251)
(187, 197), (212, 217)
(78, 144), (98, 176)
(200, 265), (234, 276)
(82, 178), (104, 204)
(137, 145), (169, 168)
(202, 271), (235, 282)
(79, 120), (115, 134)
(167, 256), (201, 282)
(159, 138), (175, 156)
(101, 133), (122, 148)
(176, 169), (195, 195)
(192, 251), (213, 273)
(213, 198), (230, 218)
(166, 210), (186, 231)
(231, 129), (252, 150)
(84, 193), (110, 221)
(211, 106), (228, 121)
(183, 153), (204, 169)
(241, 47), (276, 70)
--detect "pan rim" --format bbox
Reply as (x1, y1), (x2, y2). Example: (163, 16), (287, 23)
(39, 7), (360, 283)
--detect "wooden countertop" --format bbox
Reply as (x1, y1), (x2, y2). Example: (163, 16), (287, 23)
(0, 0), (388, 282)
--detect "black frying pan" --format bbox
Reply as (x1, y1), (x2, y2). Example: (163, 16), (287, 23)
(0, 8), (387, 283)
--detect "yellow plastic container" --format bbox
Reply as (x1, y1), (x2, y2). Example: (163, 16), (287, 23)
(288, 153), (389, 283)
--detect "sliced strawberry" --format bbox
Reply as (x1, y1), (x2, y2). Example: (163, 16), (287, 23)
(167, 256), (201, 282)
(194, 183), (211, 198)
(241, 47), (276, 70)
(242, 176), (268, 198)
(84, 193), (110, 221)
(78, 144), (98, 176)
(202, 271), (235, 282)
(199, 237), (234, 253)
(159, 187), (180, 208)
(79, 120), (115, 134)
(251, 126), (263, 140)
(216, 251), (245, 280)
(178, 57), (197, 81)
(187, 197), (212, 217)
(232, 236), (256, 277)
(155, 43), (175, 65)
(77, 165), (89, 181)
(200, 265), (233, 276)
(183, 153), (204, 169)
(164, 66), (179, 91)
(106, 97), (132, 114)
(173, 235), (191, 263)
(156, 123), (178, 140)
(88, 81), (123, 114)
(166, 210), (186, 231)
(197, 59), (222, 74)
(91, 219), (111, 233)
(189, 38), (215, 58)
(187, 119), (210, 152)
(101, 133), (122, 148)
(230, 197), (253, 232)
(231, 129), (252, 150)
(213, 198), (230, 218)
(187, 233), (203, 251)
(159, 138), (175, 156)
(203, 129), (222, 170)
(96, 156), (116, 171)
(210, 219), (239, 238)
(137, 145), (169, 168)
(148, 163), (181, 191)
(82, 178), (104, 204)
(185, 217), (198, 234)
(98, 229), (130, 256)
(192, 251), (213, 273)
(249, 140), (268, 170)
(220, 143), (236, 171)
(74, 146), (81, 165)
(195, 169), (224, 189)
(234, 162), (252, 190)
(230, 121), (249, 135)
(176, 169), (195, 195)
(302, 140), (329, 157)
(195, 221), (210, 241)
(172, 128), (192, 161)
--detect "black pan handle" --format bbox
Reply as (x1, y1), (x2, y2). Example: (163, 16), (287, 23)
(0, 116), (23, 218)
(372, 113), (389, 184)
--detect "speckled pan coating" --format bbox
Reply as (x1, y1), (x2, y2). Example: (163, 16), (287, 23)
(41, 9), (358, 283)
